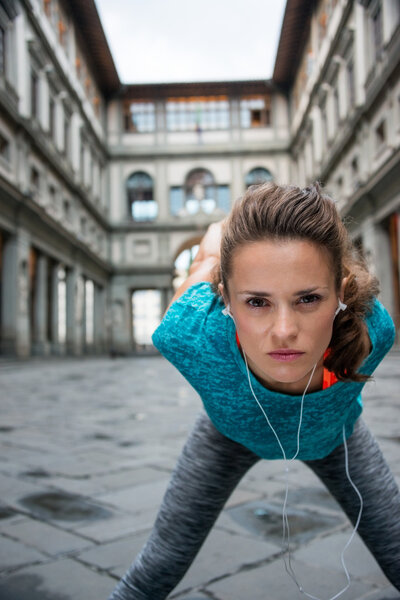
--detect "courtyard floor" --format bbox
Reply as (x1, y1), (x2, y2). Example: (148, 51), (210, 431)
(0, 352), (399, 600)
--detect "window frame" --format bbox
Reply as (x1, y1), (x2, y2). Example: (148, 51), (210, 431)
(127, 171), (158, 222)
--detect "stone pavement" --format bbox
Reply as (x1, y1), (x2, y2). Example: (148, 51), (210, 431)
(0, 352), (399, 600)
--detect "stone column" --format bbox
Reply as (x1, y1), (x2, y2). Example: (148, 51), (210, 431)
(110, 278), (133, 355)
(50, 262), (59, 352)
(82, 277), (87, 351)
(93, 284), (106, 353)
(32, 254), (49, 355)
(1, 230), (30, 356)
(66, 266), (84, 355)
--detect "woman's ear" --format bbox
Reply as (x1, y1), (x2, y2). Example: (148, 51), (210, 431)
(340, 276), (349, 302)
(218, 283), (230, 309)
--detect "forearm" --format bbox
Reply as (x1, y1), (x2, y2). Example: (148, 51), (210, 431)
(189, 221), (224, 270)
(167, 221), (224, 309)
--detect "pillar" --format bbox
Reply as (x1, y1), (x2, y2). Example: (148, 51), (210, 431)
(110, 277), (133, 355)
(1, 230), (30, 356)
(66, 266), (84, 355)
(50, 262), (59, 352)
(32, 254), (50, 355)
(93, 284), (106, 353)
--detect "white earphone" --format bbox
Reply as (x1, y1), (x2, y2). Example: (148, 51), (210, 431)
(222, 304), (232, 317)
(334, 298), (347, 318)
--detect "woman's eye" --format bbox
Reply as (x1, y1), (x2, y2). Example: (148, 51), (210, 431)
(247, 297), (268, 308)
(299, 294), (321, 305)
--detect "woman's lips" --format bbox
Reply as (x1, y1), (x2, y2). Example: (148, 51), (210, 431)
(268, 350), (305, 362)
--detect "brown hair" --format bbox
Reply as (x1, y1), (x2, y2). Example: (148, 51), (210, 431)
(213, 182), (379, 382)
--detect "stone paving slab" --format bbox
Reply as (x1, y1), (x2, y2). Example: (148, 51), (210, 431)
(72, 508), (156, 543)
(0, 517), (92, 555)
(360, 588), (400, 600)
(206, 558), (372, 600)
(77, 531), (150, 577)
(0, 473), (49, 507)
(97, 478), (170, 513)
(0, 535), (47, 571)
(294, 530), (389, 585)
(0, 557), (116, 600)
(172, 528), (281, 597)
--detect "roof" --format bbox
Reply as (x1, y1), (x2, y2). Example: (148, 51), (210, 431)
(273, 0), (317, 88)
(67, 0), (120, 97)
(120, 79), (277, 100)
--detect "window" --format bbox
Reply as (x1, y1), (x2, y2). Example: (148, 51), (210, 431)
(336, 176), (343, 198)
(351, 156), (359, 175)
(49, 95), (55, 140)
(185, 169), (215, 214)
(80, 216), (87, 236)
(333, 81), (340, 125)
(375, 119), (386, 149)
(350, 156), (361, 190)
(217, 185), (231, 213)
(48, 185), (56, 206)
(63, 199), (71, 221)
(0, 25), (6, 76)
(170, 169), (231, 216)
(124, 102), (155, 133)
(166, 96), (229, 131)
(245, 167), (273, 188)
(80, 137), (85, 182)
(372, 4), (383, 59)
(63, 109), (71, 158)
(170, 186), (184, 216)
(31, 70), (39, 119)
(347, 59), (355, 108)
(127, 172), (157, 222)
(30, 167), (40, 193)
(0, 131), (10, 163)
(240, 96), (271, 128)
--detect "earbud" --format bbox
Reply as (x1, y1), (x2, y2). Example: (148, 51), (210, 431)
(334, 298), (347, 318)
(222, 303), (233, 318)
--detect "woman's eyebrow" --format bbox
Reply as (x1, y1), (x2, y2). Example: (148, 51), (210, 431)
(295, 286), (329, 295)
(237, 290), (271, 296)
(237, 286), (329, 296)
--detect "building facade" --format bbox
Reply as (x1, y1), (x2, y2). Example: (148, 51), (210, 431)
(0, 0), (398, 357)
(274, 0), (400, 332)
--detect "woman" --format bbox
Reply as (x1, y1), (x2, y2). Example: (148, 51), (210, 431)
(109, 183), (399, 599)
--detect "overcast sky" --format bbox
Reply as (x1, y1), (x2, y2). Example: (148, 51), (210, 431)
(94, 0), (287, 84)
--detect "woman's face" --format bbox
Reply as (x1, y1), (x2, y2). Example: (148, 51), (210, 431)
(221, 239), (347, 395)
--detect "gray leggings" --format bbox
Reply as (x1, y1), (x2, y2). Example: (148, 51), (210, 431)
(109, 414), (400, 599)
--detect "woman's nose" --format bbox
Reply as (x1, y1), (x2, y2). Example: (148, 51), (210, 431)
(270, 307), (299, 341)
